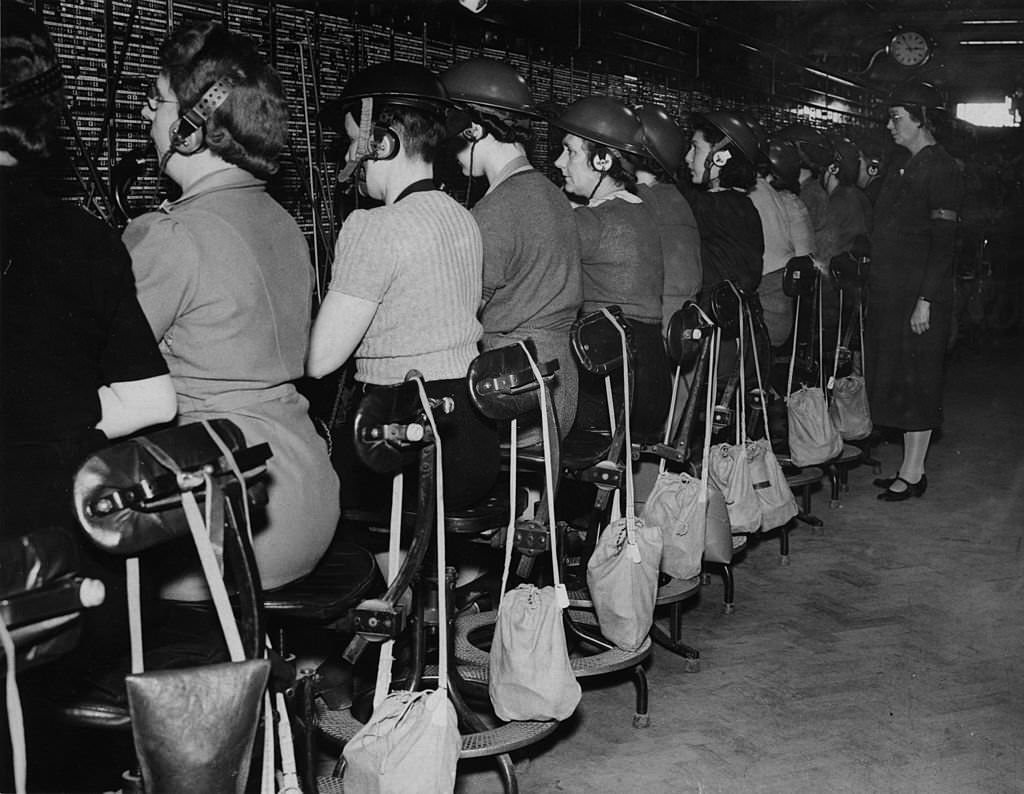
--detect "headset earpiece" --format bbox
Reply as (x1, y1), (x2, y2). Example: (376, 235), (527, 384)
(867, 161), (880, 177)
(169, 77), (234, 156)
(460, 122), (485, 143)
(711, 148), (732, 168)
(591, 149), (614, 173)
(368, 125), (400, 161)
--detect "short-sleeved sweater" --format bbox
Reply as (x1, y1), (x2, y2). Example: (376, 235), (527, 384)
(329, 190), (483, 384)
(473, 169), (582, 335)
(574, 193), (663, 323)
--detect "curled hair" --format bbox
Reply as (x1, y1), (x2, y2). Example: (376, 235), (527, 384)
(692, 116), (756, 191)
(895, 103), (948, 137)
(470, 107), (534, 146)
(622, 151), (672, 183)
(159, 21), (288, 178)
(0, 3), (65, 162)
(376, 105), (446, 163)
(580, 138), (637, 193)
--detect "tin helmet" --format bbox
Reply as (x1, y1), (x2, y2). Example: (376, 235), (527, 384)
(439, 58), (537, 117)
(634, 103), (685, 174)
(553, 96), (646, 155)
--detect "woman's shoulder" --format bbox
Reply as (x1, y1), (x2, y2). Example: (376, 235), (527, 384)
(122, 208), (193, 253)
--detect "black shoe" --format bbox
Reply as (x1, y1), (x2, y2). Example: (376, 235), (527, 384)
(877, 474), (928, 501)
(873, 473), (900, 489)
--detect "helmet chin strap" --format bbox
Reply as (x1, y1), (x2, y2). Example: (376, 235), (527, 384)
(464, 140), (477, 207)
(587, 171), (606, 203)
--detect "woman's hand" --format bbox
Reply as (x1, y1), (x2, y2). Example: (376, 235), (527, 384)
(910, 298), (931, 335)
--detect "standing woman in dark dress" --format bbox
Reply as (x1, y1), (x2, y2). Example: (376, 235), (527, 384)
(867, 82), (964, 501)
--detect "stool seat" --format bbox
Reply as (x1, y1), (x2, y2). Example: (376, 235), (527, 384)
(834, 443), (863, 465)
(263, 538), (378, 622)
(314, 689), (560, 759)
(443, 480), (524, 535)
(454, 608), (653, 676)
(785, 465), (824, 489)
(655, 575), (700, 606)
(560, 428), (613, 470)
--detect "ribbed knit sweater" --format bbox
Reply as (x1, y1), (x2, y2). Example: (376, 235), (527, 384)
(328, 190), (483, 384)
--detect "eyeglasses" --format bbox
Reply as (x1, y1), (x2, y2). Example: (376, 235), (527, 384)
(145, 80), (177, 112)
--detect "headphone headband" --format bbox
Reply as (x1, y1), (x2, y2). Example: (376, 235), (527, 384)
(170, 76), (235, 155)
(0, 66), (63, 111)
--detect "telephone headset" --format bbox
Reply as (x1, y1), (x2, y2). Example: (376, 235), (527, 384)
(169, 76), (235, 155)
(368, 123), (400, 161)
(711, 147), (732, 168)
(590, 147), (614, 173)
(459, 110), (519, 145)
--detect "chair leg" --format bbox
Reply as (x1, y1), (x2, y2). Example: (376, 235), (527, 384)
(721, 563), (735, 615)
(796, 486), (824, 530)
(495, 752), (519, 794)
(649, 602), (700, 672)
(779, 522), (791, 566)
(631, 665), (650, 729)
(829, 464), (841, 509)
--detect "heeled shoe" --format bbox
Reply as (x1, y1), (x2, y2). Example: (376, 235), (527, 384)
(877, 474), (928, 501)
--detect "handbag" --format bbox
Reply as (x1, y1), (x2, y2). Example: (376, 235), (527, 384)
(829, 291), (873, 441)
(741, 301), (798, 532)
(488, 343), (581, 722)
(343, 377), (461, 794)
(707, 292), (762, 534)
(786, 284), (843, 467)
(643, 312), (718, 578)
(586, 309), (662, 653)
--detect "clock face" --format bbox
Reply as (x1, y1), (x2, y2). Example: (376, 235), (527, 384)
(890, 31), (931, 67)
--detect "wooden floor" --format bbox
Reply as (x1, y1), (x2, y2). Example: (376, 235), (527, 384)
(16, 342), (1021, 793)
(454, 342), (1024, 793)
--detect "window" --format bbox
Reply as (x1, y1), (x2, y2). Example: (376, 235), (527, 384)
(955, 98), (1017, 127)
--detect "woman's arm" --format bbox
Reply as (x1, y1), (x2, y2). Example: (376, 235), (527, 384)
(96, 374), (177, 438)
(306, 291), (378, 379)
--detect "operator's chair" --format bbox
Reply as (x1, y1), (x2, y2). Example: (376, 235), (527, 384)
(313, 372), (559, 794)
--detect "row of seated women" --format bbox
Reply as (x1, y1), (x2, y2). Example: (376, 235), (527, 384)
(1, 7), (959, 686)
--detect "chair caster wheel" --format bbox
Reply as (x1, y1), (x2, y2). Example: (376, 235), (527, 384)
(780, 555), (790, 567)
(683, 658), (700, 674)
(829, 499), (841, 509)
(722, 602), (735, 615)
(632, 713), (651, 729)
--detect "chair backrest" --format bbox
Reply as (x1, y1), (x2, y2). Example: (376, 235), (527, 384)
(343, 375), (440, 665)
(467, 339), (559, 423)
(665, 300), (714, 367)
(663, 301), (718, 466)
(571, 304), (632, 376)
(74, 419), (271, 659)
